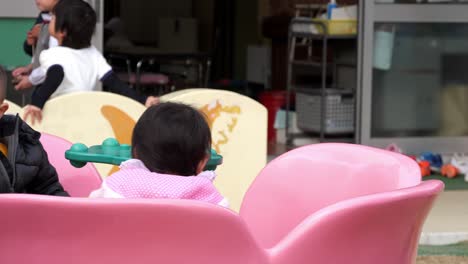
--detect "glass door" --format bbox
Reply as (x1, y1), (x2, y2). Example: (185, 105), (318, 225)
(86, 0), (104, 92)
(86, 0), (104, 52)
(359, 2), (468, 154)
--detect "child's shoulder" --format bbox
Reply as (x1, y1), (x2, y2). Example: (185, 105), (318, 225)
(105, 159), (153, 182)
(0, 115), (40, 144)
(40, 46), (74, 60)
(84, 45), (105, 58)
(43, 46), (73, 54)
(44, 45), (100, 56)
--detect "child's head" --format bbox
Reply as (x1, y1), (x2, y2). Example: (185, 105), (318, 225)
(0, 66), (9, 118)
(35, 0), (59, 12)
(132, 102), (212, 176)
(50, 0), (96, 49)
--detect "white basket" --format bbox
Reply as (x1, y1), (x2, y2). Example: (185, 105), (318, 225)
(296, 90), (355, 134)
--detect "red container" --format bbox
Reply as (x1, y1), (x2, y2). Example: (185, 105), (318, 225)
(259, 91), (288, 143)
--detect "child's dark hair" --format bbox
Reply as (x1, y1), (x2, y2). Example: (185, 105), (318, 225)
(53, 0), (96, 49)
(132, 102), (212, 176)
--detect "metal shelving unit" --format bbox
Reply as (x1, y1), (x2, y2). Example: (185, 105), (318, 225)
(286, 17), (357, 145)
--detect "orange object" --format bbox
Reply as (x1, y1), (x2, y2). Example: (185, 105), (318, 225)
(419, 161), (431, 177)
(0, 143), (8, 157)
(441, 164), (459, 179)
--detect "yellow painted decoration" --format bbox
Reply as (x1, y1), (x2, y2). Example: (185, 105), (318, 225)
(101, 105), (136, 145)
(26, 92), (147, 178)
(101, 105), (138, 175)
(0, 143), (7, 157)
(200, 101), (241, 153)
(161, 89), (267, 212)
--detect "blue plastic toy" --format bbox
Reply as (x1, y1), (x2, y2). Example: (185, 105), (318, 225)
(419, 152), (443, 169)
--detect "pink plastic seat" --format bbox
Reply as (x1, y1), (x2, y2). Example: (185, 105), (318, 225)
(117, 72), (171, 96)
(39, 133), (102, 197)
(0, 144), (443, 264)
(240, 143), (444, 263)
(0, 195), (268, 264)
(266, 180), (442, 264)
(117, 72), (170, 85)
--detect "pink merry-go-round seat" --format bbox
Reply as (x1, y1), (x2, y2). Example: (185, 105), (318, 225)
(239, 143), (443, 263)
(39, 133), (102, 197)
(0, 143), (443, 264)
(118, 72), (170, 86)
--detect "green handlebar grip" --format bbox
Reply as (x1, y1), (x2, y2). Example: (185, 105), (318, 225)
(65, 138), (223, 171)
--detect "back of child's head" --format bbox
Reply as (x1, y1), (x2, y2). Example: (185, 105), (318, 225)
(132, 102), (212, 176)
(53, 0), (96, 49)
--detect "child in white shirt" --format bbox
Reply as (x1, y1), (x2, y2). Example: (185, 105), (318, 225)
(23, 0), (158, 124)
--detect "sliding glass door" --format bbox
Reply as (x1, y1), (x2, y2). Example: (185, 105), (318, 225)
(359, 2), (468, 154)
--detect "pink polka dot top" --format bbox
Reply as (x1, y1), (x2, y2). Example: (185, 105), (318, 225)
(90, 159), (229, 208)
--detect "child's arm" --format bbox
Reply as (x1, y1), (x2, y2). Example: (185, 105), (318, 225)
(25, 133), (69, 196)
(13, 67), (45, 91)
(23, 65), (64, 125)
(101, 70), (159, 107)
(29, 67), (46, 86)
(101, 71), (146, 103)
(12, 64), (33, 79)
(95, 49), (158, 107)
(27, 156), (69, 196)
(30, 65), (64, 109)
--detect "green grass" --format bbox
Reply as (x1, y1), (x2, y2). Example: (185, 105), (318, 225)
(419, 242), (468, 256)
(423, 174), (468, 191)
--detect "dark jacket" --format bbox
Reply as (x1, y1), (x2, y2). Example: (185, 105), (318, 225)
(0, 115), (68, 196)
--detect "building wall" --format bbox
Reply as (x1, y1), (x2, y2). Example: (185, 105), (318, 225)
(120, 0), (193, 46)
(0, 18), (36, 69)
(194, 0), (215, 52)
(234, 0), (262, 80)
(0, 0), (37, 68)
(0, 0), (38, 18)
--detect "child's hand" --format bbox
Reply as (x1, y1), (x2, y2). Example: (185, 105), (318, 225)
(145, 96), (160, 107)
(12, 66), (32, 78)
(23, 105), (43, 125)
(14, 76), (33, 91)
(26, 25), (41, 46)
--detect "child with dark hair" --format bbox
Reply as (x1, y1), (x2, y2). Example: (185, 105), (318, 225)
(23, 0), (158, 124)
(90, 102), (228, 208)
(0, 66), (68, 196)
(12, 0), (60, 90)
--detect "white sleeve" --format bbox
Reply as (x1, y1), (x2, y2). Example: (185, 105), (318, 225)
(89, 181), (124, 198)
(94, 48), (112, 79)
(28, 67), (46, 85)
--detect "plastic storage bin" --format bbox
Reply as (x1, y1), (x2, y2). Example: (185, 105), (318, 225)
(313, 19), (357, 35)
(291, 19), (357, 36)
(296, 89), (354, 134)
